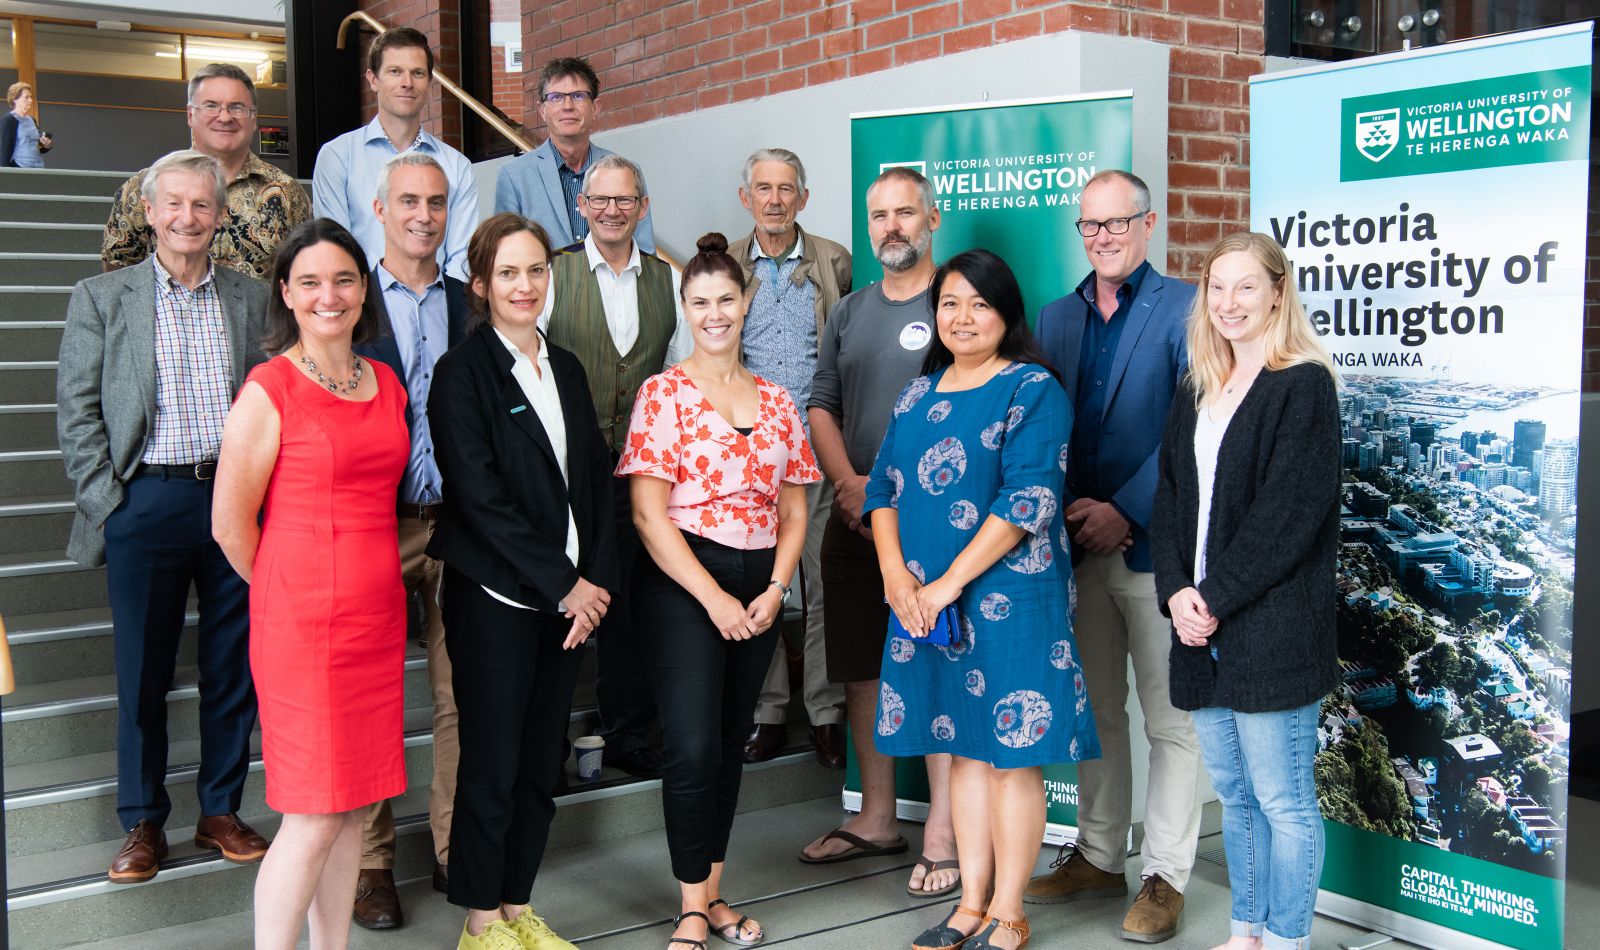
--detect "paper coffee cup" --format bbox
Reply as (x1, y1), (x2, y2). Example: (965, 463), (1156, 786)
(574, 735), (605, 781)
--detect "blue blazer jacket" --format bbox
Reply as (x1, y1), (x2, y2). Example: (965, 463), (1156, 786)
(1036, 269), (1195, 573)
(356, 268), (469, 430)
(492, 139), (656, 253)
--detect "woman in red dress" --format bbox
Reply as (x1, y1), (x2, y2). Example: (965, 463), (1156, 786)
(213, 218), (409, 950)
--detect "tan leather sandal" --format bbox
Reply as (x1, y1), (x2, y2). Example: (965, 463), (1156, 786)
(911, 904), (986, 950)
(968, 913), (1031, 950)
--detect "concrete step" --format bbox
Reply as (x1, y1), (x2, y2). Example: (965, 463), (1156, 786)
(5, 605), (197, 684)
(0, 193), (114, 225)
(0, 546), (105, 615)
(0, 495), (73, 556)
(6, 750), (836, 949)
(0, 289), (73, 322)
(0, 451), (72, 500)
(0, 404), (57, 451)
(1, 652), (437, 767)
(3, 706), (439, 859)
(0, 362), (57, 404)
(0, 223), (102, 254)
(0, 168), (131, 198)
(0, 253), (102, 287)
(0, 321), (64, 360)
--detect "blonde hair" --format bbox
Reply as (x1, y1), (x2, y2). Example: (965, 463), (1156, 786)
(6, 82), (32, 107)
(1185, 231), (1336, 406)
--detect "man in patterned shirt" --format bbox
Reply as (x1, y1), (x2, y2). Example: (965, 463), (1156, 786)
(101, 63), (310, 279)
(60, 150), (272, 886)
(728, 148), (851, 770)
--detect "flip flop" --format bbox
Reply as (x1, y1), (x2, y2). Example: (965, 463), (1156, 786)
(906, 856), (962, 899)
(796, 828), (910, 864)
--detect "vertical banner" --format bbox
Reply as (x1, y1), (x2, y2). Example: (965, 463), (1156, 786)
(1251, 23), (1591, 950)
(846, 92), (1133, 841)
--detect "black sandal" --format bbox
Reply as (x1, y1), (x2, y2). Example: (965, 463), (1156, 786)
(708, 898), (764, 946)
(669, 910), (710, 950)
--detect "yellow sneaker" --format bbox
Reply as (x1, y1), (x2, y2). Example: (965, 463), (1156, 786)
(505, 906), (579, 950)
(459, 919), (523, 950)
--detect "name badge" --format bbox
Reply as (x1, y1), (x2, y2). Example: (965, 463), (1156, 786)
(900, 321), (932, 351)
(510, 405), (528, 414)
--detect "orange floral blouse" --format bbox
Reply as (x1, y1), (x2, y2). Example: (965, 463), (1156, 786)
(616, 365), (822, 549)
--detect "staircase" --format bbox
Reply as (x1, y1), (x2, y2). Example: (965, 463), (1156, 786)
(0, 167), (834, 948)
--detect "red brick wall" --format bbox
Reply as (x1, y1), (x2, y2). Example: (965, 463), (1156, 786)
(355, 0), (464, 145)
(518, 0), (1264, 280)
(489, 47), (527, 125)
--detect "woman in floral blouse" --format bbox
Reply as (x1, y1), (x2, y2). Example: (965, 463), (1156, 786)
(618, 232), (821, 950)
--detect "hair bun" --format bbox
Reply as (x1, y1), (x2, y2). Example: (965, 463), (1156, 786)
(696, 232), (730, 256)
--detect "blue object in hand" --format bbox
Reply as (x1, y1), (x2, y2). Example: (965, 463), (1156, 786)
(888, 604), (961, 647)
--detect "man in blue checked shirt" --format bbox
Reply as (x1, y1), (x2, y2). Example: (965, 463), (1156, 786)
(313, 27), (478, 281)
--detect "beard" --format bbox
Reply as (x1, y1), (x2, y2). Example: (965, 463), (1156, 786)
(875, 228), (930, 272)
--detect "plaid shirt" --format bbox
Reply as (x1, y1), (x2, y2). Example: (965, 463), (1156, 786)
(142, 257), (233, 465)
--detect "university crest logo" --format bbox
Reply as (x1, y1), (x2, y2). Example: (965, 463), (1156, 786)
(1354, 108), (1401, 162)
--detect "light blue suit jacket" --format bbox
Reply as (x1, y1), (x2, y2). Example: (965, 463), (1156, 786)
(1037, 268), (1195, 573)
(493, 139), (655, 253)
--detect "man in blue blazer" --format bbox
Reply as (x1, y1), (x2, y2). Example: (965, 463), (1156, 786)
(1027, 170), (1202, 944)
(493, 56), (656, 253)
(348, 151), (470, 931)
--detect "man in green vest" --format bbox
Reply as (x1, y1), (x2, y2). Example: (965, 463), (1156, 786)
(545, 153), (691, 779)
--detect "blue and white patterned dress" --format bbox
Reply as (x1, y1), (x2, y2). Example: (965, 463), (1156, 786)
(864, 362), (1100, 769)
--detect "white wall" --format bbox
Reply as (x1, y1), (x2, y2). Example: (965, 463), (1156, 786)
(5, 0), (283, 28)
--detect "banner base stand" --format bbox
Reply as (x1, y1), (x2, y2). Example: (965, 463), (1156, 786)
(1317, 891), (1515, 950)
(842, 790), (1084, 847)
(1338, 933), (1395, 950)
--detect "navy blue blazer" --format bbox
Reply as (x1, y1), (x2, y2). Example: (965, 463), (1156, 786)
(1036, 269), (1195, 573)
(356, 268), (469, 429)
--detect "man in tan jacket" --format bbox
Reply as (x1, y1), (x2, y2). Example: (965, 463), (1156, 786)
(729, 148), (852, 770)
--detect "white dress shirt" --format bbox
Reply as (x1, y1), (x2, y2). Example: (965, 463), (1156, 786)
(481, 327), (580, 612)
(538, 234), (693, 366)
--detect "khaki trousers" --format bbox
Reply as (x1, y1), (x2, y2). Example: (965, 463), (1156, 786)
(360, 510), (458, 868)
(1072, 550), (1203, 891)
(753, 478), (845, 726)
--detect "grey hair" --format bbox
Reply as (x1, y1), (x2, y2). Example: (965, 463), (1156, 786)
(376, 150), (445, 205)
(186, 62), (257, 107)
(868, 165), (935, 212)
(581, 153), (648, 198)
(1083, 169), (1151, 215)
(742, 147), (807, 192)
(141, 149), (228, 210)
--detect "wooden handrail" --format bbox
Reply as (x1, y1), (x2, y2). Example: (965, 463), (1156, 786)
(336, 11), (534, 155)
(0, 615), (14, 696)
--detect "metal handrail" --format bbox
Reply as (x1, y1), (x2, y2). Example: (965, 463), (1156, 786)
(336, 11), (534, 154)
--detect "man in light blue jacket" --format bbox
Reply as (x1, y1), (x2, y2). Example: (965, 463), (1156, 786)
(493, 56), (655, 253)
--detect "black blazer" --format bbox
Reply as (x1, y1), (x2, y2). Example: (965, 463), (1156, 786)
(355, 268), (469, 429)
(1151, 361), (1342, 713)
(426, 323), (618, 613)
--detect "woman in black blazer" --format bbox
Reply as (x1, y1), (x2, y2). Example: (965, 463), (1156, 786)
(1151, 231), (1341, 950)
(426, 213), (617, 950)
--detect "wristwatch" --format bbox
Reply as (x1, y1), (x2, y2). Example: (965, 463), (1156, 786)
(768, 579), (792, 604)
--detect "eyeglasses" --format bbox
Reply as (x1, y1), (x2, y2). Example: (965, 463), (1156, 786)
(581, 194), (640, 211)
(541, 90), (593, 105)
(1075, 214), (1143, 237)
(192, 102), (256, 119)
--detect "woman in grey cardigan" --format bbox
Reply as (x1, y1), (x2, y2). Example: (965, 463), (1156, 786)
(1151, 231), (1341, 950)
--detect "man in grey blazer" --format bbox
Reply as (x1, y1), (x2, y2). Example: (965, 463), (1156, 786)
(58, 149), (271, 886)
(493, 56), (656, 253)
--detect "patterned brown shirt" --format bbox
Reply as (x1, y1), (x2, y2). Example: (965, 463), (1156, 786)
(101, 152), (311, 279)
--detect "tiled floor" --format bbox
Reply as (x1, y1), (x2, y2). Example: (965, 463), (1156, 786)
(84, 792), (1600, 949)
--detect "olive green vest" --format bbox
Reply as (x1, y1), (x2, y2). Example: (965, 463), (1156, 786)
(548, 248), (676, 452)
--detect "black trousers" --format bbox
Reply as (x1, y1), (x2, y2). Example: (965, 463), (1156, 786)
(595, 474), (656, 756)
(638, 532), (779, 884)
(104, 471), (253, 829)
(442, 566), (584, 910)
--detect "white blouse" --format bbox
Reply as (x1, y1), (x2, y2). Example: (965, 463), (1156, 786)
(1192, 400), (1237, 585)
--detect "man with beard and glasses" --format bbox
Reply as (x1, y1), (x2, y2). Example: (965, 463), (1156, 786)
(798, 167), (960, 900)
(728, 148), (851, 771)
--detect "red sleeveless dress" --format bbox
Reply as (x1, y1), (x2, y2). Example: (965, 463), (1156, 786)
(246, 354), (410, 814)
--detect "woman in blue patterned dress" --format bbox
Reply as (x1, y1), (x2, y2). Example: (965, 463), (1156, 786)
(865, 249), (1100, 950)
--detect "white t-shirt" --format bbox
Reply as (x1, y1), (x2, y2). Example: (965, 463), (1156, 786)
(1192, 401), (1237, 585)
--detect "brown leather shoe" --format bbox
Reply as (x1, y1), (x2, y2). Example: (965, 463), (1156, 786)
(108, 820), (167, 884)
(1121, 874), (1183, 943)
(810, 722), (846, 769)
(1023, 848), (1128, 904)
(194, 813), (269, 863)
(743, 722), (785, 763)
(353, 868), (404, 930)
(432, 860), (448, 894)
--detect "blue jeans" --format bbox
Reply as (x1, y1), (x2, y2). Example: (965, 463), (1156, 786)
(1191, 701), (1323, 950)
